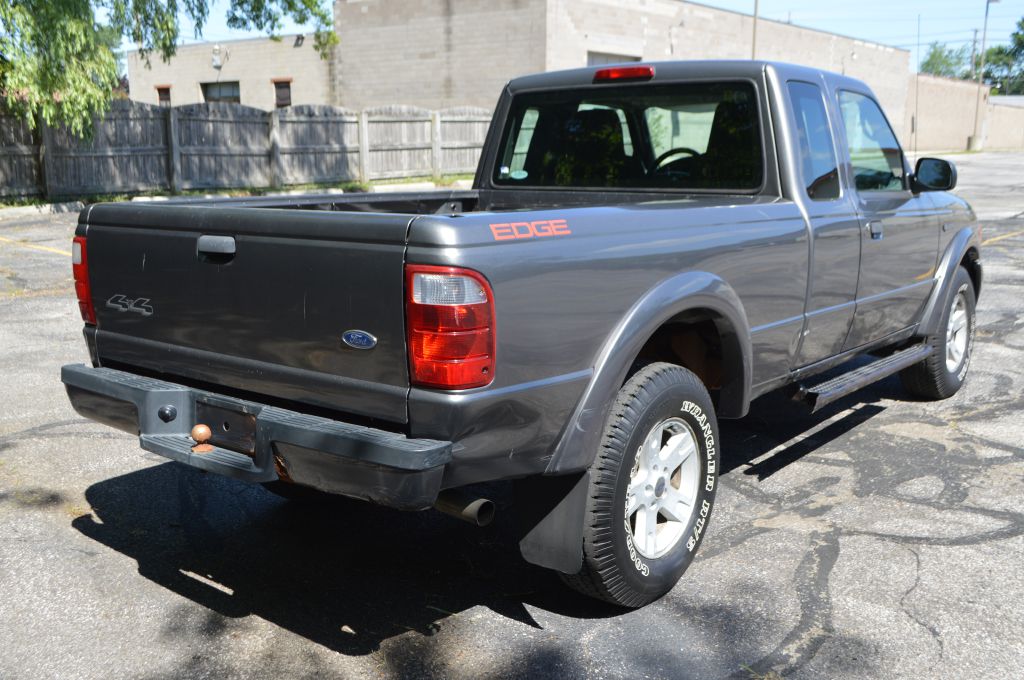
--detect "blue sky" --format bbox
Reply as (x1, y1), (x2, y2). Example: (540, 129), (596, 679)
(129, 0), (1024, 73)
(698, 0), (1022, 65)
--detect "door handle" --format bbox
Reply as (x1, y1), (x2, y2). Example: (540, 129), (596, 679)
(197, 235), (236, 263)
(866, 221), (883, 240)
(197, 235), (236, 254)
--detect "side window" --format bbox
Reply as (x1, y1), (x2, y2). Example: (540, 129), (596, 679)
(787, 81), (839, 200)
(838, 91), (905, 192)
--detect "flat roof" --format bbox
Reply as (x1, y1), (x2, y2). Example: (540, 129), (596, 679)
(681, 0), (910, 54)
(127, 32), (313, 55)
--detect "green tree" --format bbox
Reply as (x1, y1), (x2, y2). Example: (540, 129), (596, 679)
(1011, 17), (1024, 59)
(983, 18), (1024, 94)
(0, 0), (336, 136)
(983, 45), (1019, 92)
(919, 41), (969, 78)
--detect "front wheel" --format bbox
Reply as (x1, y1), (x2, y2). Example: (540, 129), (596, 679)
(901, 266), (977, 400)
(561, 363), (719, 608)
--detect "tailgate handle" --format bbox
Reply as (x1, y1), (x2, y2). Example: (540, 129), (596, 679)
(197, 235), (236, 262)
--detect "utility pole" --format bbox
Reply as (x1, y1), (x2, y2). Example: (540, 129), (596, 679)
(970, 0), (1000, 150)
(970, 28), (979, 78)
(915, 14), (921, 157)
(751, 0), (760, 59)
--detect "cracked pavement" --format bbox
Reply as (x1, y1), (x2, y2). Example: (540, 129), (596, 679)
(1, 153), (1022, 679)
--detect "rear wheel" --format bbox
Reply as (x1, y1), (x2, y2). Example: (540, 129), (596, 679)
(561, 362), (718, 608)
(901, 266), (977, 400)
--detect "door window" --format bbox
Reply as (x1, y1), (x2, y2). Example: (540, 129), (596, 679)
(838, 91), (904, 192)
(587, 52), (641, 66)
(788, 81), (840, 200)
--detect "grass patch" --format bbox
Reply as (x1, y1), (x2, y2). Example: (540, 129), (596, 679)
(78, 179), (370, 205)
(0, 196), (48, 209)
(3, 174), (476, 207)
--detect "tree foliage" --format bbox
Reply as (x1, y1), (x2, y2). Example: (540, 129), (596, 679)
(0, 0), (337, 135)
(919, 18), (1024, 96)
(983, 18), (1024, 95)
(920, 41), (970, 79)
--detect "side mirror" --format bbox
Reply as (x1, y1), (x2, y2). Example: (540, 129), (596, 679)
(912, 157), (957, 192)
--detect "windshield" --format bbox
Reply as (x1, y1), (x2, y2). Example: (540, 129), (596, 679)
(493, 81), (763, 191)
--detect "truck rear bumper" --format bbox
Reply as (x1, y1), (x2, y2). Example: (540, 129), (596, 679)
(61, 364), (451, 510)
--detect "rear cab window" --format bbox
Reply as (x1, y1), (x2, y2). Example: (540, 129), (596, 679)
(493, 82), (764, 192)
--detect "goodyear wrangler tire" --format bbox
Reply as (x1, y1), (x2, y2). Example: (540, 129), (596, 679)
(900, 266), (977, 400)
(561, 362), (719, 608)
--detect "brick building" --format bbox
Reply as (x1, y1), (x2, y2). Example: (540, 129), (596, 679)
(127, 34), (332, 110)
(331, 0), (910, 135)
(127, 2), (916, 138)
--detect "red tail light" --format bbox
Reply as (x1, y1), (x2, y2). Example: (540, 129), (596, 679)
(593, 65), (655, 83)
(405, 265), (495, 389)
(71, 236), (96, 325)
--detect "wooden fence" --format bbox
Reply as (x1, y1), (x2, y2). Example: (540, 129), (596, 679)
(0, 101), (492, 198)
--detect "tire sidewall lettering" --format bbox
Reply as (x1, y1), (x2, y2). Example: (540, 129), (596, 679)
(680, 400), (717, 494)
(952, 282), (974, 382)
(679, 400), (717, 553)
(619, 392), (718, 581)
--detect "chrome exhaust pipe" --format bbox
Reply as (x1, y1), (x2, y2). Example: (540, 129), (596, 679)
(434, 489), (495, 527)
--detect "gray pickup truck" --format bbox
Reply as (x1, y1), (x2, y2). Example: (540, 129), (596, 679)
(62, 61), (981, 607)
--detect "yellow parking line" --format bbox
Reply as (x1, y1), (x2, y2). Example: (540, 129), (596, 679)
(0, 235), (71, 257)
(983, 229), (1024, 246)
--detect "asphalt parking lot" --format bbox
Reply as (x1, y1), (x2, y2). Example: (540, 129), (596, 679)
(1, 153), (1022, 679)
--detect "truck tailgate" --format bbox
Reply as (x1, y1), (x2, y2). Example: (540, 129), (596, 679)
(82, 204), (412, 423)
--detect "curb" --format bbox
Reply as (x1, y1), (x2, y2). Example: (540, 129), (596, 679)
(0, 201), (85, 220)
(370, 181), (438, 193)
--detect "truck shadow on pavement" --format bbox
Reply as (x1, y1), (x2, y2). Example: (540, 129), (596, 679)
(67, 373), (939, 669)
(71, 463), (613, 657)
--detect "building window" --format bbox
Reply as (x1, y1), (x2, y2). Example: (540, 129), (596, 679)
(587, 51), (641, 66)
(156, 86), (171, 107)
(274, 80), (292, 108)
(201, 81), (240, 104)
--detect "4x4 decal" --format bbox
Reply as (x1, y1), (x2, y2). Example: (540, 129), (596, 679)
(105, 294), (154, 317)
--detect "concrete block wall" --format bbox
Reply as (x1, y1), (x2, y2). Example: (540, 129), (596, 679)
(121, 1), (1023, 153)
(333, 0), (547, 110)
(127, 34), (332, 110)
(903, 74), (989, 153)
(544, 0), (910, 139)
(984, 103), (1024, 150)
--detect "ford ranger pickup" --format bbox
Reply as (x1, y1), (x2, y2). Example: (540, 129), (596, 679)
(62, 61), (982, 607)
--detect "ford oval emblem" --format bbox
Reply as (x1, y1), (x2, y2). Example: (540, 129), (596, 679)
(342, 330), (377, 350)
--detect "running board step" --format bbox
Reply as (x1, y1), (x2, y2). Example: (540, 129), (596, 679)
(794, 344), (933, 413)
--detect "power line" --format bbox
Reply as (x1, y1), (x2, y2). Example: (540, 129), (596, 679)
(895, 37), (1011, 49)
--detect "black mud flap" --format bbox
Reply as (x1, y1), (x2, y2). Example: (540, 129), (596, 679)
(514, 471), (589, 574)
